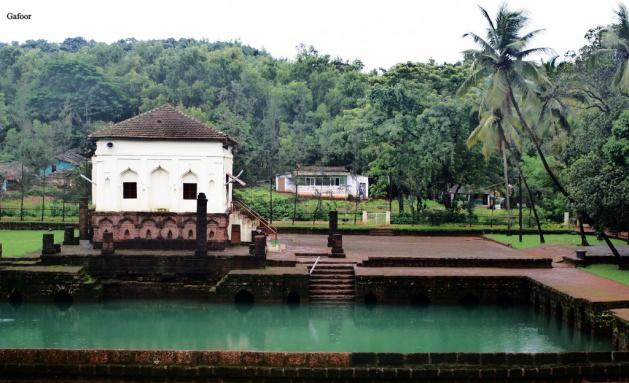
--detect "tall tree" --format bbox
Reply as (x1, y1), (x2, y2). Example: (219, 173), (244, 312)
(599, 4), (629, 93)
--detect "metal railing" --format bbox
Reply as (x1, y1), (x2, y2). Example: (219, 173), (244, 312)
(233, 198), (278, 239)
(0, 205), (79, 222)
(309, 256), (321, 275)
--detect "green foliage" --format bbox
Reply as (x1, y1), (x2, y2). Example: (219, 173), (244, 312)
(0, 230), (65, 257)
(484, 234), (625, 250)
(0, 5), (627, 233)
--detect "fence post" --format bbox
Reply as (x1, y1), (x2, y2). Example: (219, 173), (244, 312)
(385, 211), (391, 226)
(362, 210), (368, 224)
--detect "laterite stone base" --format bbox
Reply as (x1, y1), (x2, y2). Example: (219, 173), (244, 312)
(0, 349), (627, 382)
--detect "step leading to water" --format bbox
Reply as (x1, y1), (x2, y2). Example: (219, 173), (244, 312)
(307, 264), (356, 303)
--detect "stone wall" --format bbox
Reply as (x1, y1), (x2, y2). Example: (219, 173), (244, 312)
(0, 349), (627, 381)
(355, 275), (530, 305)
(211, 267), (310, 304)
(0, 266), (100, 303)
(613, 311), (629, 351)
(91, 211), (228, 249)
(41, 254), (266, 285)
(529, 279), (629, 335)
(360, 256), (551, 268)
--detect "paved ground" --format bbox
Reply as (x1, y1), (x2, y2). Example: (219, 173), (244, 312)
(273, 234), (545, 263)
(520, 245), (575, 267)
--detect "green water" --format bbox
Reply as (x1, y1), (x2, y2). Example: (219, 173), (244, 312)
(0, 300), (611, 352)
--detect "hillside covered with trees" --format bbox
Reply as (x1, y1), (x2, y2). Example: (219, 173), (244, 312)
(0, 4), (626, 239)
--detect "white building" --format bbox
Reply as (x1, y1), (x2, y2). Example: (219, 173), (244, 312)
(275, 166), (369, 200)
(88, 104), (258, 247)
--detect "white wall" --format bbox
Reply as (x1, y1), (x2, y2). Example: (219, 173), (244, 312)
(91, 139), (233, 213)
(275, 173), (369, 199)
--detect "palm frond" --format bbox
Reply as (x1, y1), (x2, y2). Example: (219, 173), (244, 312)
(514, 47), (555, 59)
(463, 32), (496, 53)
(602, 29), (629, 52)
(612, 58), (629, 92)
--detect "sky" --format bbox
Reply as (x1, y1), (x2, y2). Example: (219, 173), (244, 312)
(0, 0), (622, 70)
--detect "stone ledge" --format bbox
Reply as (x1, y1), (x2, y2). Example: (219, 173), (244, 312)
(1, 349), (627, 369)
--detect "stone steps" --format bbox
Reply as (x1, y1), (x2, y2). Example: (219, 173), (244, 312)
(308, 264), (355, 303)
(310, 294), (355, 302)
(309, 277), (355, 283)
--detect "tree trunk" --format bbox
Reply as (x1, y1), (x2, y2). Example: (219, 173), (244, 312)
(517, 164), (545, 244)
(500, 138), (512, 235)
(507, 84), (619, 255)
(41, 175), (45, 222)
(507, 84), (569, 197)
(500, 134), (545, 244)
(292, 168), (298, 225)
(577, 214), (590, 246)
(518, 174), (523, 243)
(449, 184), (462, 219)
(19, 162), (24, 221)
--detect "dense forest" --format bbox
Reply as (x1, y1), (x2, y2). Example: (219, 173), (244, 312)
(0, 4), (626, 237)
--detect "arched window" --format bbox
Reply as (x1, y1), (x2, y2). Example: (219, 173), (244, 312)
(121, 168), (138, 199)
(182, 170), (198, 200)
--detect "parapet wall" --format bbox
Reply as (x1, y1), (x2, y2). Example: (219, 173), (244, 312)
(355, 274), (530, 305)
(41, 254), (266, 284)
(211, 267), (310, 303)
(0, 349), (627, 381)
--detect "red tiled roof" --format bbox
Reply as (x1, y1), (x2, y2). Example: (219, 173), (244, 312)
(89, 104), (236, 144)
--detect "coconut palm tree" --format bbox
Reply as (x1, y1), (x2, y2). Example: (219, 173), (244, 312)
(534, 57), (573, 137)
(599, 4), (629, 93)
(457, 5), (564, 196)
(468, 104), (519, 234)
(459, 4), (621, 253)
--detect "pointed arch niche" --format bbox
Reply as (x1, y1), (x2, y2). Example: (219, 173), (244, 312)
(150, 165), (170, 211)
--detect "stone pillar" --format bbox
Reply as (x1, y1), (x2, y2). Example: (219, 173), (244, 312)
(79, 197), (89, 240)
(42, 233), (55, 255)
(362, 210), (368, 224)
(63, 226), (75, 245)
(385, 211), (391, 226)
(563, 212), (570, 226)
(254, 234), (267, 257)
(195, 193), (208, 257)
(330, 233), (345, 258)
(101, 232), (114, 255)
(327, 210), (338, 247)
(249, 230), (258, 255)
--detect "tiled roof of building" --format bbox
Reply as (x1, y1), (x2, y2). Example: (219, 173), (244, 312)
(55, 149), (85, 165)
(89, 104), (236, 144)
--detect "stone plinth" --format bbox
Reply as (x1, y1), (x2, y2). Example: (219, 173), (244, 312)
(42, 234), (55, 256)
(79, 197), (89, 240)
(254, 235), (267, 258)
(63, 226), (77, 246)
(327, 210), (338, 247)
(101, 232), (114, 255)
(195, 193), (208, 257)
(330, 233), (345, 258)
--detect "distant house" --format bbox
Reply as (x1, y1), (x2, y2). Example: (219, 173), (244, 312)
(0, 162), (23, 192)
(40, 149), (85, 176)
(275, 166), (369, 200)
(447, 185), (499, 207)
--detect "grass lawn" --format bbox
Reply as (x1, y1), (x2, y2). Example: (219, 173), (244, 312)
(582, 264), (629, 285)
(484, 233), (625, 250)
(0, 230), (65, 258)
